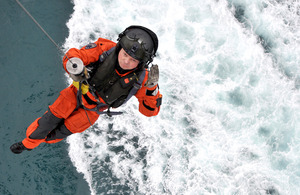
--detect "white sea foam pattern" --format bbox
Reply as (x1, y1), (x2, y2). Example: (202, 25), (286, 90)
(64, 0), (300, 194)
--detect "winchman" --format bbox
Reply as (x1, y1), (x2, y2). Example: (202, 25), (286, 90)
(10, 25), (162, 154)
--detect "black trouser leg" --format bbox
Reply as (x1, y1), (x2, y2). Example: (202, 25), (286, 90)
(29, 109), (63, 139)
(45, 124), (73, 141)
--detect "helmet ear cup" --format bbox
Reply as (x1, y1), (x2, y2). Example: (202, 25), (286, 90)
(117, 31), (125, 41)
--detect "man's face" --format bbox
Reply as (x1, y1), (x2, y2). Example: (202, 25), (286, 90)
(118, 48), (140, 70)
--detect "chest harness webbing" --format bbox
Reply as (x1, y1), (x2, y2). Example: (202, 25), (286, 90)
(75, 47), (146, 117)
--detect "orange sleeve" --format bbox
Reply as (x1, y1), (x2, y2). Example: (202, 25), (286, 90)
(135, 70), (162, 117)
(63, 38), (117, 73)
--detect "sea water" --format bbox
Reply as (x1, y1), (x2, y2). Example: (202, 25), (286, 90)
(63, 0), (300, 194)
(0, 0), (91, 194)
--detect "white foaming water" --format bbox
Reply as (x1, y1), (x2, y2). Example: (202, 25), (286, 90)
(63, 0), (300, 194)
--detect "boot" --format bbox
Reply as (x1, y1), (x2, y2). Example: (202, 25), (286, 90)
(10, 142), (31, 154)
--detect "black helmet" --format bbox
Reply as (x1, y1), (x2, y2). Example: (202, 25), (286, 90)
(118, 25), (159, 66)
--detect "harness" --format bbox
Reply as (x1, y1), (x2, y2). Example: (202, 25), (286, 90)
(75, 47), (146, 117)
(76, 82), (122, 117)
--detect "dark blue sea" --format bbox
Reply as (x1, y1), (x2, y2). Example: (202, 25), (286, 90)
(0, 0), (90, 194)
(1, 0), (300, 194)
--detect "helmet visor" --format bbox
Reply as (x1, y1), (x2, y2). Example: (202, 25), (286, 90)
(119, 35), (145, 61)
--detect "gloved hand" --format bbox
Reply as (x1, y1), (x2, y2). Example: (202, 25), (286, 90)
(69, 67), (89, 82)
(145, 64), (159, 88)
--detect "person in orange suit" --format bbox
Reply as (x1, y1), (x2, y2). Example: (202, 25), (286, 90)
(10, 25), (162, 154)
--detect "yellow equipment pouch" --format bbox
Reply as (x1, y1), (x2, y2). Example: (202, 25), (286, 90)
(72, 81), (89, 94)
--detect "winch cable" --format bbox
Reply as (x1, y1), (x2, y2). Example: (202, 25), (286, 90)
(15, 0), (93, 125)
(16, 0), (65, 56)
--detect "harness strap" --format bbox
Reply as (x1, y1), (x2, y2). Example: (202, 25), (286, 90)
(99, 47), (115, 63)
(76, 82), (123, 117)
(122, 70), (146, 105)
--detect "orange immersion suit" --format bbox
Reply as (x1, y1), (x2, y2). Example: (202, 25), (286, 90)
(22, 38), (162, 149)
